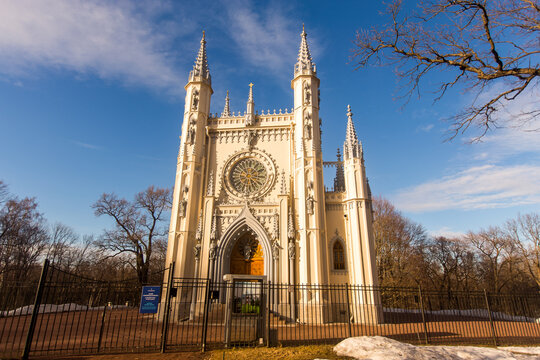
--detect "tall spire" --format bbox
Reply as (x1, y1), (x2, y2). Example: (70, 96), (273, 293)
(222, 90), (231, 117)
(343, 105), (363, 160)
(294, 25), (316, 76)
(189, 31), (211, 84)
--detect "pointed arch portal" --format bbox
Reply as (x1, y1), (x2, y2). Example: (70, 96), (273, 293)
(213, 206), (273, 282)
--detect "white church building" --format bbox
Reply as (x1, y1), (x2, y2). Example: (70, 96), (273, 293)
(164, 28), (379, 293)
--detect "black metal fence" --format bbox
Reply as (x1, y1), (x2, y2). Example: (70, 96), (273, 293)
(1, 260), (540, 359)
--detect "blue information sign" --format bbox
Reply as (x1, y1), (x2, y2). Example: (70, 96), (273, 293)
(139, 286), (161, 314)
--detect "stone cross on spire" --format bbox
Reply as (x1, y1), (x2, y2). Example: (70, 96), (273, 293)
(294, 25), (316, 76)
(189, 31), (211, 84)
(245, 83), (255, 126)
(222, 90), (231, 117)
(343, 105), (363, 160)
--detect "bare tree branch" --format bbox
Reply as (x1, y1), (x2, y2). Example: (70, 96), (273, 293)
(352, 0), (540, 141)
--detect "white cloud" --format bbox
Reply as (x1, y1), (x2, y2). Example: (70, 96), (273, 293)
(0, 0), (185, 93)
(417, 124), (434, 132)
(429, 227), (465, 239)
(221, 0), (311, 76)
(394, 164), (540, 212)
(71, 140), (101, 150)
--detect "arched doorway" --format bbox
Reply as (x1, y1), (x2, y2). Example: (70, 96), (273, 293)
(230, 233), (264, 275)
(215, 205), (274, 283)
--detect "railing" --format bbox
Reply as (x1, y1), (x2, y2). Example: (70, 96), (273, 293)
(1, 261), (539, 359)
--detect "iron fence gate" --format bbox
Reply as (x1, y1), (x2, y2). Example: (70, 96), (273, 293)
(1, 260), (540, 359)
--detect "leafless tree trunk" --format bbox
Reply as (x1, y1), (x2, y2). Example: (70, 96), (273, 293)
(92, 186), (171, 285)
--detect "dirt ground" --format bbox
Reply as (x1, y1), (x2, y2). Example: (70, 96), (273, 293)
(48, 345), (352, 360)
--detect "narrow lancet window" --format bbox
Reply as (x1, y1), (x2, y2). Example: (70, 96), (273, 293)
(333, 241), (345, 270)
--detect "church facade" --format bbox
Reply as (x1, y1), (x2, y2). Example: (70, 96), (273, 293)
(164, 29), (379, 291)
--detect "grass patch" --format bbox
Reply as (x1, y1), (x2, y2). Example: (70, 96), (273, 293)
(209, 344), (353, 360)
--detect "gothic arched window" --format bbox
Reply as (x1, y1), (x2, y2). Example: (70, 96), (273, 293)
(333, 241), (345, 270)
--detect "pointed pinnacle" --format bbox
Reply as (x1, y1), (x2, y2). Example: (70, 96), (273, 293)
(248, 83), (254, 102)
(222, 90), (231, 117)
(344, 105), (362, 160)
(295, 25), (315, 75)
(190, 31), (210, 83)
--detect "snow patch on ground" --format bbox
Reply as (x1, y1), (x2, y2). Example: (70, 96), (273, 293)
(0, 303), (130, 316)
(334, 336), (540, 359)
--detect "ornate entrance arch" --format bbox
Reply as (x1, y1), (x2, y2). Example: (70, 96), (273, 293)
(214, 205), (273, 282)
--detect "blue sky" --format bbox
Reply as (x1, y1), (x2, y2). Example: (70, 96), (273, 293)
(0, 0), (538, 238)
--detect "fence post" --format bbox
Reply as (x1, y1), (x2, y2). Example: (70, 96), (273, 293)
(483, 289), (498, 346)
(201, 278), (212, 352)
(96, 282), (111, 353)
(345, 284), (352, 338)
(21, 259), (49, 360)
(266, 281), (271, 347)
(418, 286), (429, 345)
(160, 262), (175, 353)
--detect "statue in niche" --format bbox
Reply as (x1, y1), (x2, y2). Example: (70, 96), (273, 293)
(191, 89), (199, 110)
(304, 122), (312, 140)
(187, 119), (196, 145)
(288, 241), (295, 260)
(306, 195), (314, 215)
(193, 241), (201, 260)
(304, 83), (311, 105)
(271, 240), (281, 261)
(179, 199), (187, 217)
(209, 240), (217, 260)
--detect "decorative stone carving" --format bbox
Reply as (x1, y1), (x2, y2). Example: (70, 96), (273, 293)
(179, 199), (187, 217)
(210, 209), (218, 241)
(209, 240), (217, 260)
(195, 210), (203, 241)
(304, 82), (311, 105)
(207, 170), (214, 196)
(279, 171), (287, 194)
(288, 241), (295, 260)
(272, 213), (279, 240)
(306, 195), (314, 215)
(187, 119), (196, 145)
(287, 209), (295, 240)
(193, 241), (201, 260)
(304, 122), (312, 140)
(191, 89), (199, 110)
(272, 240), (281, 260)
(245, 129), (257, 149)
(222, 149), (276, 201)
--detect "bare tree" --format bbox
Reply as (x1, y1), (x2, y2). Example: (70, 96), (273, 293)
(92, 186), (171, 284)
(0, 197), (49, 282)
(372, 196), (427, 287)
(0, 180), (8, 205)
(353, 0), (539, 140)
(424, 236), (478, 293)
(505, 213), (540, 288)
(466, 226), (515, 292)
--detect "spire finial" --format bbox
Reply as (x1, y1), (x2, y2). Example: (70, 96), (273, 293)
(222, 91), (231, 117)
(344, 105), (362, 160)
(189, 32), (211, 84)
(294, 25), (316, 76)
(245, 83), (255, 125)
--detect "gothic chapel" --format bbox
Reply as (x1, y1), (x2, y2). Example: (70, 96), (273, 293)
(165, 28), (379, 291)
